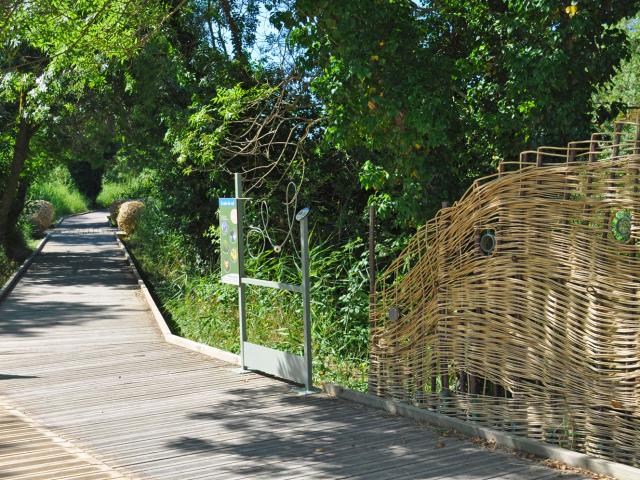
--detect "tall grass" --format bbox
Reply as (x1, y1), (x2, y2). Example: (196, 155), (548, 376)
(126, 201), (370, 390)
(96, 172), (151, 207)
(29, 166), (88, 218)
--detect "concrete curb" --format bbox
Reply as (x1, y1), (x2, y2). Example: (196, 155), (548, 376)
(0, 234), (50, 303)
(323, 383), (640, 480)
(113, 232), (240, 366)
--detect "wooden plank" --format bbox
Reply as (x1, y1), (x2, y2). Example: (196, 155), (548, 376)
(0, 405), (125, 480)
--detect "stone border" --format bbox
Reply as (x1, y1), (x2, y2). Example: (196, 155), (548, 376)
(323, 383), (640, 480)
(114, 233), (240, 366)
(0, 234), (50, 303)
(111, 222), (638, 480)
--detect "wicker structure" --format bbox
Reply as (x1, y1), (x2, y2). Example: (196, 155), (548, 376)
(117, 200), (145, 235)
(370, 113), (640, 467)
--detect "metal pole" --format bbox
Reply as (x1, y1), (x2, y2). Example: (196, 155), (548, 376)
(440, 200), (450, 395)
(234, 173), (247, 370)
(300, 214), (312, 391)
(368, 205), (376, 308)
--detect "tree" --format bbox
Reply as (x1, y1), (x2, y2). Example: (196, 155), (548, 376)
(593, 16), (640, 120)
(282, 0), (640, 226)
(0, 0), (173, 257)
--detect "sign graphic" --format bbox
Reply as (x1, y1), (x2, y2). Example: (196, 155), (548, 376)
(219, 198), (240, 284)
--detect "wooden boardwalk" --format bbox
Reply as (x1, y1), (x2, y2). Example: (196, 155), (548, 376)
(0, 212), (589, 480)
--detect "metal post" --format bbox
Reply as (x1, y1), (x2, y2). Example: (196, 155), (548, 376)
(300, 214), (313, 391)
(369, 205), (376, 307)
(440, 200), (450, 395)
(234, 173), (247, 370)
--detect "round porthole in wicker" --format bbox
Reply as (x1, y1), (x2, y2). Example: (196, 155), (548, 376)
(611, 210), (632, 243)
(479, 229), (496, 256)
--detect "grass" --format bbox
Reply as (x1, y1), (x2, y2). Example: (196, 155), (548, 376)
(29, 166), (89, 218)
(123, 201), (370, 391)
(96, 173), (151, 207)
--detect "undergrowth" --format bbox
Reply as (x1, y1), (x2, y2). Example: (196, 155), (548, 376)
(96, 171), (152, 207)
(0, 246), (16, 286)
(28, 166), (89, 217)
(126, 199), (370, 391)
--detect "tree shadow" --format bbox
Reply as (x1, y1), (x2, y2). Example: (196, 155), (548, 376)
(0, 298), (119, 337)
(157, 384), (547, 480)
(0, 374), (38, 380)
(16, 252), (138, 290)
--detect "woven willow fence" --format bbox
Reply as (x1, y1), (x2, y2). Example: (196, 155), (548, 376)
(370, 113), (640, 467)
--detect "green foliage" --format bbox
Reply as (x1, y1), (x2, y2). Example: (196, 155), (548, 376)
(284, 0), (640, 225)
(171, 83), (278, 169)
(0, 245), (16, 286)
(27, 166), (89, 218)
(126, 203), (370, 390)
(0, 0), (173, 257)
(96, 171), (154, 207)
(593, 17), (640, 119)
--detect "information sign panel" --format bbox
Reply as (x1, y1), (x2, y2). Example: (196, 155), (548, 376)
(219, 198), (240, 284)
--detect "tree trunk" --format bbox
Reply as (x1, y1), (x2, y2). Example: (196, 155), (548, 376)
(0, 113), (36, 257)
(219, 0), (246, 64)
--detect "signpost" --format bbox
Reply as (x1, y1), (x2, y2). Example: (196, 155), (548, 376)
(219, 173), (315, 393)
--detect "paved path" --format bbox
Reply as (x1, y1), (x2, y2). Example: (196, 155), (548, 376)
(0, 212), (588, 480)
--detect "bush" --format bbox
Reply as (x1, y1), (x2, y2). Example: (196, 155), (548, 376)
(28, 166), (89, 218)
(117, 200), (145, 234)
(0, 246), (16, 286)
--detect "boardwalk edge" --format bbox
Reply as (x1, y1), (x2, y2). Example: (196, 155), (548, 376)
(0, 234), (50, 303)
(114, 232), (241, 366)
(0, 397), (127, 479)
(322, 383), (640, 480)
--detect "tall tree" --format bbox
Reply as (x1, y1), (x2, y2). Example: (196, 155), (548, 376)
(282, 0), (640, 225)
(0, 0), (173, 256)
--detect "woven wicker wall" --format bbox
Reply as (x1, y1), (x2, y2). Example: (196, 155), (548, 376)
(370, 118), (640, 466)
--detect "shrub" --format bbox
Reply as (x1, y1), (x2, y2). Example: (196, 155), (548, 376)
(0, 246), (16, 286)
(117, 200), (145, 234)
